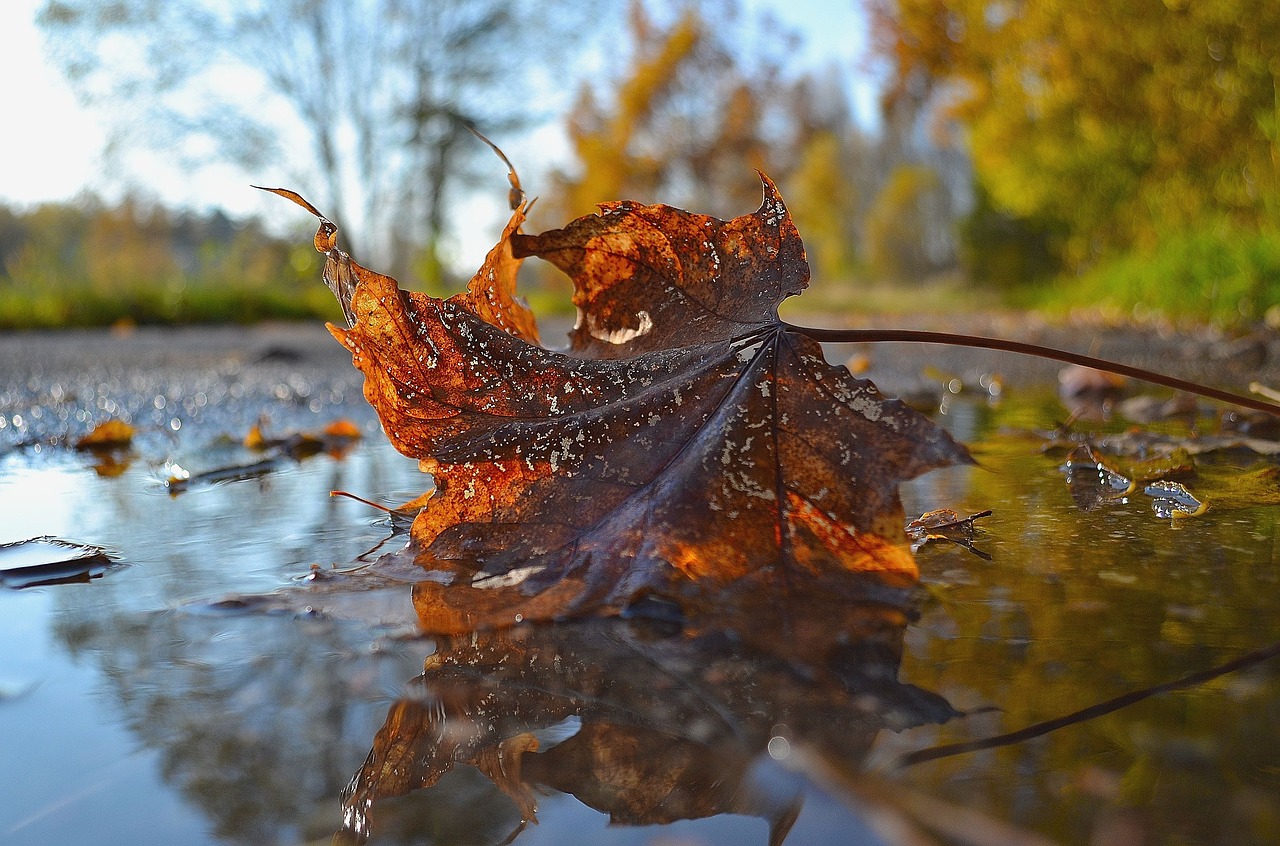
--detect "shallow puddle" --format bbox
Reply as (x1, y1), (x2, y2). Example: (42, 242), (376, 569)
(2, 381), (1278, 845)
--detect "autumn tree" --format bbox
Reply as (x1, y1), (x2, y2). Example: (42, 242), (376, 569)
(546, 1), (797, 223)
(779, 72), (877, 284)
(548, 2), (908, 288)
(871, 0), (1280, 267)
(37, 0), (601, 281)
(863, 164), (943, 282)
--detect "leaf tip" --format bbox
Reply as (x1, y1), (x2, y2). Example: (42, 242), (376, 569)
(754, 171), (795, 236)
(755, 170), (784, 205)
(255, 185), (339, 253)
(468, 126), (526, 210)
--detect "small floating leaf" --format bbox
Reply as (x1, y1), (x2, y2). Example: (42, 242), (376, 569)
(243, 420), (361, 459)
(1144, 480), (1207, 520)
(323, 418), (363, 440)
(1062, 444), (1200, 516)
(906, 508), (992, 559)
(243, 422), (269, 450)
(74, 419), (134, 450)
(0, 537), (117, 589)
(165, 459), (281, 494)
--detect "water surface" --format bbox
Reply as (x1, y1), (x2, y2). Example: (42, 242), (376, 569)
(2, 335), (1278, 845)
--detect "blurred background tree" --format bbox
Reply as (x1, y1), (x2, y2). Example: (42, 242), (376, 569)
(20, 0), (996, 324)
(0, 196), (328, 328)
(17, 0), (1280, 327)
(542, 0), (967, 300)
(870, 0), (1280, 319)
(546, 0), (796, 221)
(37, 0), (601, 283)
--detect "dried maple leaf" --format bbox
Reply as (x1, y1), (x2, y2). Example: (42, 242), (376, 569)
(266, 176), (971, 632)
(906, 508), (992, 559)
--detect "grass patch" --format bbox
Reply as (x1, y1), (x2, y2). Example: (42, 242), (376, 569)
(1035, 223), (1280, 326)
(778, 271), (1002, 320)
(0, 281), (342, 330)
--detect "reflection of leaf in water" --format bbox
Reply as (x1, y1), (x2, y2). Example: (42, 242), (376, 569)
(338, 608), (957, 845)
(1145, 480), (1207, 519)
(87, 450), (135, 477)
(1062, 444), (1135, 512)
(268, 179), (970, 631)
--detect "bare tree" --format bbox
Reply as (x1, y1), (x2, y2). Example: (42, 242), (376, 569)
(38, 0), (603, 281)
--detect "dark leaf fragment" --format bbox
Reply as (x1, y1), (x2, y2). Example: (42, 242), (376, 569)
(0, 537), (117, 589)
(906, 508), (992, 558)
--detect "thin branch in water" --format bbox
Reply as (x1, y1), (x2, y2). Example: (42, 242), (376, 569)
(786, 325), (1280, 418)
(330, 489), (395, 514)
(895, 638), (1280, 769)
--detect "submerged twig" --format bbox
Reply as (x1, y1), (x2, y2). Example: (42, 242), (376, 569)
(896, 638), (1280, 768)
(330, 490), (395, 514)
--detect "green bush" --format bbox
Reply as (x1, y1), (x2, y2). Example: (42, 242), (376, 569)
(1041, 223), (1280, 325)
(959, 184), (1064, 289)
(0, 197), (339, 329)
(0, 281), (341, 330)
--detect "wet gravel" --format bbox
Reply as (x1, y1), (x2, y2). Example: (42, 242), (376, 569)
(0, 324), (373, 453)
(1, 315), (1276, 450)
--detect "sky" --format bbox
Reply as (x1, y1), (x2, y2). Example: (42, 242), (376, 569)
(0, 0), (877, 227)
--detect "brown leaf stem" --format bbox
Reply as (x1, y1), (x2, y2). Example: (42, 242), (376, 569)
(786, 325), (1280, 417)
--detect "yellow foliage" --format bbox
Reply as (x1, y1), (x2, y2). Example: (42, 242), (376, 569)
(864, 164), (941, 283)
(873, 0), (1280, 266)
(786, 131), (861, 283)
(546, 1), (794, 226)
